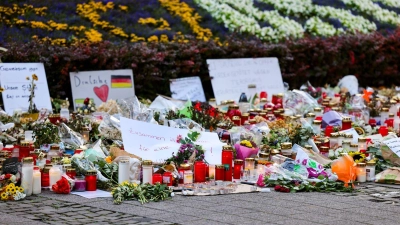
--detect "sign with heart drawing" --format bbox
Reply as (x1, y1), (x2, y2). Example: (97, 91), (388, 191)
(69, 69), (134, 110)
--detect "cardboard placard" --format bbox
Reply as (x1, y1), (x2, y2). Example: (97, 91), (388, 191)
(69, 69), (134, 110)
(120, 117), (224, 164)
(207, 58), (284, 104)
(170, 76), (206, 102)
(0, 63), (52, 114)
(2, 157), (19, 174)
(383, 138), (400, 157)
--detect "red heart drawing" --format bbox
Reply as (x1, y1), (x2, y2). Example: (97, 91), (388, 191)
(93, 85), (109, 102)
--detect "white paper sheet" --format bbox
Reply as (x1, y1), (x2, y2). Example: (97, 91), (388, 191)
(71, 190), (112, 199)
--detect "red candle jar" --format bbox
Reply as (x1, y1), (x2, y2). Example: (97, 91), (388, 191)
(341, 117), (352, 130)
(232, 116), (241, 126)
(66, 168), (76, 179)
(233, 159), (243, 179)
(385, 114), (394, 128)
(320, 146), (329, 157)
(248, 109), (257, 120)
(369, 118), (377, 127)
(19, 142), (34, 161)
(314, 141), (322, 151)
(152, 174), (162, 184)
(178, 164), (190, 184)
(325, 126), (334, 137)
(194, 161), (206, 183)
(241, 113), (249, 125)
(215, 165), (225, 181)
(85, 170), (97, 191)
(379, 126), (388, 137)
(227, 105), (241, 120)
(41, 167), (50, 187)
(162, 172), (173, 186)
(221, 145), (233, 181)
(271, 94), (283, 107)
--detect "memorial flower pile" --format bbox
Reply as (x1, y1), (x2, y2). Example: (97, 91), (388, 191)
(0, 183), (25, 201)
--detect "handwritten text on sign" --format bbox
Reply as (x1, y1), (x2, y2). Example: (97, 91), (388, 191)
(120, 117), (224, 164)
(0, 63), (52, 114)
(170, 76), (206, 102)
(207, 58), (285, 104)
(70, 69), (134, 110)
(383, 138), (400, 157)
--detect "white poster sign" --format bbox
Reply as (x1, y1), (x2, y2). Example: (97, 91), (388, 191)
(120, 117), (224, 164)
(69, 69), (134, 110)
(383, 138), (400, 157)
(207, 58), (284, 104)
(170, 76), (206, 102)
(0, 63), (52, 114)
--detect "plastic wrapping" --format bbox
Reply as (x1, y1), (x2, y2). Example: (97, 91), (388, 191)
(59, 123), (85, 148)
(118, 96), (155, 123)
(168, 118), (204, 131)
(98, 114), (122, 140)
(321, 111), (342, 129)
(71, 157), (109, 182)
(284, 90), (319, 115)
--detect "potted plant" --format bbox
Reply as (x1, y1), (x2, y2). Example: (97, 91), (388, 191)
(22, 74), (39, 121)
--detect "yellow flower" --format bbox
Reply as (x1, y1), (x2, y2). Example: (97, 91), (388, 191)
(6, 187), (11, 193)
(7, 183), (15, 188)
(32, 74), (38, 81)
(26, 76), (30, 80)
(348, 151), (366, 163)
(1, 192), (7, 200)
(147, 35), (158, 42)
(105, 156), (112, 163)
(9, 187), (16, 194)
(18, 187), (24, 193)
(0, 87), (4, 92)
(119, 5), (128, 11)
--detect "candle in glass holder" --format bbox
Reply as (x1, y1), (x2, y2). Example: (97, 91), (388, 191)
(256, 164), (265, 177)
(330, 133), (339, 148)
(312, 120), (322, 135)
(314, 107), (323, 120)
(345, 134), (353, 144)
(221, 145), (233, 182)
(142, 160), (153, 184)
(85, 170), (97, 191)
(194, 161), (206, 183)
(380, 108), (389, 125)
(350, 144), (359, 152)
(356, 163), (367, 182)
(74, 176), (86, 192)
(152, 174), (162, 184)
(305, 113), (316, 125)
(32, 166), (41, 194)
(81, 127), (90, 142)
(341, 117), (352, 130)
(178, 163), (190, 184)
(358, 137), (367, 151)
(233, 159), (243, 179)
(215, 165), (224, 181)
(208, 165), (215, 180)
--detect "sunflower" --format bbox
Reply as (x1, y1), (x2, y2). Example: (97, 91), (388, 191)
(0, 87), (4, 93)
(32, 74), (38, 81)
(1, 192), (8, 200)
(8, 183), (15, 188)
(9, 187), (16, 194)
(18, 187), (24, 193)
(6, 187), (11, 193)
(348, 151), (366, 163)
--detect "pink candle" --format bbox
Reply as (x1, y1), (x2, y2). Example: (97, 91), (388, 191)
(74, 177), (86, 192)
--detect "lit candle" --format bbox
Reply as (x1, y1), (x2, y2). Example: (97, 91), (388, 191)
(81, 127), (90, 142)
(33, 166), (41, 194)
(208, 165), (215, 180)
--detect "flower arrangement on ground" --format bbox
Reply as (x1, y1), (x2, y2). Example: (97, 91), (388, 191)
(0, 183), (25, 201)
(348, 151), (366, 163)
(234, 139), (259, 160)
(165, 131), (205, 166)
(112, 182), (172, 204)
(77, 98), (96, 115)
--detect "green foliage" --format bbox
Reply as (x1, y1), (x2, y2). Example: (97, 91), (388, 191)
(112, 182), (172, 205)
(264, 177), (354, 193)
(32, 122), (60, 148)
(94, 159), (119, 189)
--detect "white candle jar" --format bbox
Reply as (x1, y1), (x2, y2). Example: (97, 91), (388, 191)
(312, 120), (322, 135)
(358, 137), (367, 151)
(21, 157), (34, 196)
(142, 160), (153, 184)
(49, 165), (62, 191)
(33, 166), (41, 194)
(118, 159), (130, 184)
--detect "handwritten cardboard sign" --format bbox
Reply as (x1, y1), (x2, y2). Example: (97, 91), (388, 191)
(2, 157), (19, 174)
(69, 69), (134, 110)
(120, 117), (224, 164)
(170, 76), (206, 102)
(207, 58), (285, 104)
(383, 138), (400, 157)
(0, 63), (52, 114)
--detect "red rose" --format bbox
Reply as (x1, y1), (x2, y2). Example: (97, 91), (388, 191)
(5, 174), (11, 179)
(83, 97), (90, 105)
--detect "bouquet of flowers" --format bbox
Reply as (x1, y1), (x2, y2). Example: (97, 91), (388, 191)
(52, 175), (75, 194)
(166, 131), (205, 166)
(112, 182), (172, 204)
(77, 98), (96, 115)
(234, 139), (259, 160)
(0, 183), (25, 201)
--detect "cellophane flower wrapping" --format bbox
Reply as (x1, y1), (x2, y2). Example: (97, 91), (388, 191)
(52, 175), (75, 194)
(234, 143), (259, 160)
(284, 90), (319, 115)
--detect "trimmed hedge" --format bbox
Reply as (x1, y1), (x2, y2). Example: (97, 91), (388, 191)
(1, 30), (400, 101)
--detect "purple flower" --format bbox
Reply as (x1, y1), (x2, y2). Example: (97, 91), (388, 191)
(184, 160), (188, 163)
(302, 159), (307, 166)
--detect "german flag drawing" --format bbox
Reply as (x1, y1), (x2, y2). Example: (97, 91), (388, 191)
(111, 75), (133, 88)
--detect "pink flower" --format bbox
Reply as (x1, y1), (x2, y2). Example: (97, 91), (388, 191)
(176, 135), (182, 143)
(256, 174), (265, 187)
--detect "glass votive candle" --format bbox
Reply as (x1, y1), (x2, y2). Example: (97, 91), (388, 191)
(74, 176), (86, 192)
(358, 137), (367, 151)
(312, 120), (322, 135)
(152, 174), (162, 184)
(330, 133), (339, 148)
(350, 143), (358, 152)
(85, 170), (97, 191)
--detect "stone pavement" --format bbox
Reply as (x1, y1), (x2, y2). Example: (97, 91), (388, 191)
(1, 183), (400, 225)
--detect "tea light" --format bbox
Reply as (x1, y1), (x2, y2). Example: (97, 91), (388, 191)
(208, 165), (215, 180)
(81, 127), (90, 142)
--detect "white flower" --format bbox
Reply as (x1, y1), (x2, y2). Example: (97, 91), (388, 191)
(91, 107), (95, 111)
(10, 175), (16, 182)
(84, 109), (88, 113)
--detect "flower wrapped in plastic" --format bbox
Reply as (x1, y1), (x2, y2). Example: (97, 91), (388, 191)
(284, 90), (319, 115)
(52, 175), (75, 194)
(230, 126), (260, 160)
